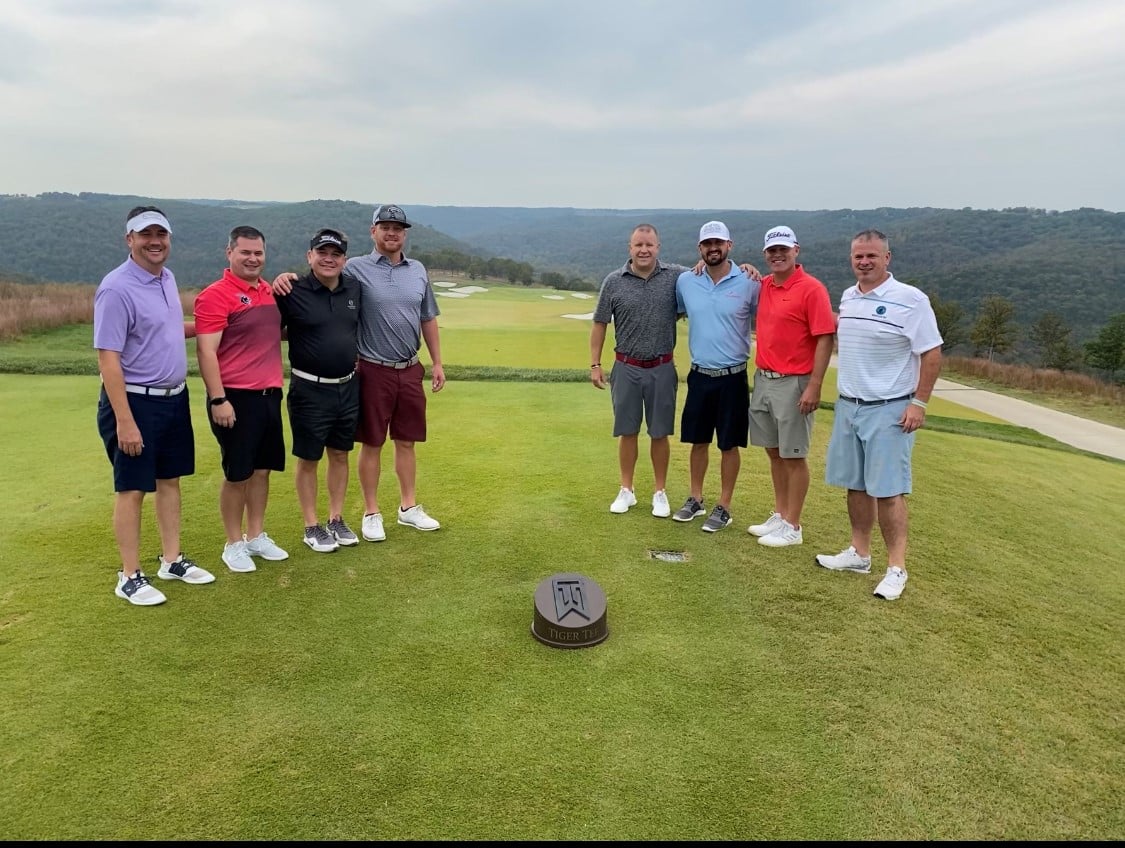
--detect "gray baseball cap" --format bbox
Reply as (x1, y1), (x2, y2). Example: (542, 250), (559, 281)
(371, 204), (413, 228)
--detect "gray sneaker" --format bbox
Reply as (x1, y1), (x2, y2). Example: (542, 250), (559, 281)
(326, 517), (359, 547)
(701, 505), (733, 533)
(672, 496), (706, 522)
(303, 524), (339, 553)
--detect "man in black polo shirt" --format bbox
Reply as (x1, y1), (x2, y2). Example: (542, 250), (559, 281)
(276, 229), (362, 552)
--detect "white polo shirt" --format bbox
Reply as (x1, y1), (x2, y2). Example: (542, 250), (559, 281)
(836, 274), (943, 401)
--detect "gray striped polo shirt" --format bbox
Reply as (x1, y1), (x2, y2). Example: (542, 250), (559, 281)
(593, 261), (687, 360)
(346, 251), (440, 363)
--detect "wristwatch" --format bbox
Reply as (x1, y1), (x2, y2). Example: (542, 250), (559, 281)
(209, 396), (228, 407)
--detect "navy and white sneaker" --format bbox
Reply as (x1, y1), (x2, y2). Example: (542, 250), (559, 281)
(326, 517), (359, 547)
(115, 570), (167, 606)
(157, 554), (216, 584)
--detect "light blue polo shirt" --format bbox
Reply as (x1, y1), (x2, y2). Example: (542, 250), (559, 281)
(676, 265), (759, 369)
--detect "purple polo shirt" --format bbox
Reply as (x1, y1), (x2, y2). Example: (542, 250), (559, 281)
(93, 256), (188, 386)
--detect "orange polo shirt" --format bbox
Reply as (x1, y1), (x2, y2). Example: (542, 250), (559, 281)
(755, 265), (836, 375)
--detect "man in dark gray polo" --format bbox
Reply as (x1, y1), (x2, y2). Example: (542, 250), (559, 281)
(347, 204), (445, 542)
(591, 224), (684, 518)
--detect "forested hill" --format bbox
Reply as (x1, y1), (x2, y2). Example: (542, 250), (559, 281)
(406, 205), (1124, 335)
(0, 193), (480, 289)
(2, 193), (1122, 334)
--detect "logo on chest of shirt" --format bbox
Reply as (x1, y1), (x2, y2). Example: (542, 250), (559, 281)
(239, 295), (252, 306)
(875, 305), (887, 316)
(347, 299), (357, 310)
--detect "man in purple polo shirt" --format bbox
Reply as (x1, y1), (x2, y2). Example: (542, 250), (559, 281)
(95, 206), (215, 606)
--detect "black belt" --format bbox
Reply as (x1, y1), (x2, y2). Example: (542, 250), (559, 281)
(837, 393), (914, 406)
(226, 387), (281, 396)
(691, 363), (748, 377)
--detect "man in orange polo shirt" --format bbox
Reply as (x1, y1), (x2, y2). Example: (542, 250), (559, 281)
(747, 226), (836, 547)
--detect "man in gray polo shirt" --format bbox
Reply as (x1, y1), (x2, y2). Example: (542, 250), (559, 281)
(347, 204), (445, 542)
(591, 224), (685, 518)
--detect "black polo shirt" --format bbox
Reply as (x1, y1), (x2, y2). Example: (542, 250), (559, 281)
(277, 271), (360, 379)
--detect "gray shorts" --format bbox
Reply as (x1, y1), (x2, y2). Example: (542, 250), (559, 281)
(749, 372), (814, 457)
(824, 396), (914, 498)
(609, 359), (677, 438)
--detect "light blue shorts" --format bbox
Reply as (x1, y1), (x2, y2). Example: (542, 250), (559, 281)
(824, 397), (914, 498)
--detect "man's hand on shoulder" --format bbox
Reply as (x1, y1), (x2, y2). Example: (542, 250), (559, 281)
(271, 272), (298, 296)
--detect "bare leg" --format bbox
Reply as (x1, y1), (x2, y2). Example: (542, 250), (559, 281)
(846, 488), (876, 557)
(618, 434), (639, 490)
(220, 480), (248, 543)
(877, 494), (909, 567)
(295, 458), (321, 526)
(244, 469), (270, 539)
(394, 440), (417, 508)
(113, 490), (145, 576)
(153, 477), (182, 562)
(650, 435), (670, 492)
(689, 444), (709, 502)
(783, 457), (811, 529)
(325, 448), (350, 519)
(717, 447), (740, 509)
(358, 442), (383, 514)
(766, 447), (786, 515)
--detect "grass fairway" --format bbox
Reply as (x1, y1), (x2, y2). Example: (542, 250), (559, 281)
(0, 374), (1122, 839)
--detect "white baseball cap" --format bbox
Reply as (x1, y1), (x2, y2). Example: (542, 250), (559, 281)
(763, 226), (798, 249)
(698, 221), (731, 243)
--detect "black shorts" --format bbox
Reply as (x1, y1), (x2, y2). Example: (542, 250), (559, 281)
(209, 388), (286, 482)
(98, 388), (195, 492)
(287, 376), (360, 461)
(680, 368), (750, 451)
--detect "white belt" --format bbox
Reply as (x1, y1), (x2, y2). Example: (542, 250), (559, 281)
(291, 368), (355, 384)
(124, 381), (186, 396)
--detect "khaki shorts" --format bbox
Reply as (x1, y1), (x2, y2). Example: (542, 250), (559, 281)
(749, 372), (814, 458)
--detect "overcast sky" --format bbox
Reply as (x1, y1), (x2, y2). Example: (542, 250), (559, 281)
(3, 0), (1123, 212)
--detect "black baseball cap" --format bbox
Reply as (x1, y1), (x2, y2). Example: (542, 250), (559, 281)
(371, 204), (412, 228)
(309, 229), (347, 252)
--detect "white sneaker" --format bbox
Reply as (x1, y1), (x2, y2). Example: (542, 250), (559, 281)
(748, 512), (785, 537)
(362, 512), (386, 542)
(609, 487), (637, 514)
(398, 504), (440, 531)
(222, 540), (256, 573)
(814, 546), (871, 573)
(651, 490), (671, 518)
(115, 570), (167, 606)
(758, 520), (803, 547)
(245, 532), (289, 561)
(156, 554), (216, 584)
(874, 566), (908, 600)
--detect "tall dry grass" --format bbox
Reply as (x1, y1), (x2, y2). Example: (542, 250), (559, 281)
(946, 355), (1125, 404)
(0, 280), (197, 342)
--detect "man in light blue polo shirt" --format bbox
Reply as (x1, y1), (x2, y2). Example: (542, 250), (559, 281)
(816, 229), (943, 601)
(673, 221), (760, 532)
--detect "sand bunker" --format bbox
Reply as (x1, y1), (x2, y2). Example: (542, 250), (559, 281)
(542, 295), (565, 300)
(435, 292), (470, 298)
(562, 312), (595, 320)
(452, 286), (488, 294)
(570, 292), (594, 299)
(432, 281), (456, 288)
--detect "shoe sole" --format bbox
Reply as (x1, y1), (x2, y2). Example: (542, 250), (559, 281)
(873, 591), (902, 600)
(156, 571), (216, 584)
(362, 534), (386, 542)
(303, 540), (339, 553)
(747, 526), (781, 537)
(397, 520), (440, 531)
(758, 537), (802, 547)
(701, 521), (732, 533)
(224, 562), (257, 573)
(333, 536), (360, 547)
(671, 511), (705, 522)
(115, 588), (166, 606)
(248, 551), (289, 561)
(609, 506), (632, 514)
(814, 557), (871, 574)
(652, 509), (671, 518)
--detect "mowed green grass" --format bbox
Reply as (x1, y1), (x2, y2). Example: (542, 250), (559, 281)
(0, 373), (1122, 839)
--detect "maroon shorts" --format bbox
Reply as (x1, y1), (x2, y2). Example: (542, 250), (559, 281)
(355, 359), (427, 446)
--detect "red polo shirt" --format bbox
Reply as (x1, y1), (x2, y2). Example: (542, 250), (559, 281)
(194, 269), (283, 390)
(755, 265), (836, 375)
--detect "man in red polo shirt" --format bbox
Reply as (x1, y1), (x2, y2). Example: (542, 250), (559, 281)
(195, 225), (288, 573)
(747, 226), (836, 548)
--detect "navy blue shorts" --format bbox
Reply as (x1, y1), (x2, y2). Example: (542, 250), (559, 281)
(287, 376), (360, 461)
(208, 388), (286, 482)
(97, 387), (195, 493)
(680, 369), (750, 451)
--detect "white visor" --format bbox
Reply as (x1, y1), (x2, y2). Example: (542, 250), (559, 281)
(126, 211), (172, 235)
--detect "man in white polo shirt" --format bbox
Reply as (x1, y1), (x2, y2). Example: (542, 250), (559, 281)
(815, 229), (943, 601)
